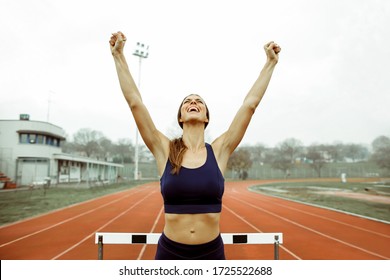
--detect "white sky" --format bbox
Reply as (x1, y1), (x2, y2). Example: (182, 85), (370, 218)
(1, 0), (389, 148)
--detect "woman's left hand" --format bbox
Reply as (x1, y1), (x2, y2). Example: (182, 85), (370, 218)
(264, 41), (281, 63)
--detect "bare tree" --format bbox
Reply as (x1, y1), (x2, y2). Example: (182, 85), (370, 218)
(343, 143), (369, 162)
(269, 138), (303, 178)
(227, 148), (253, 180)
(279, 138), (303, 163)
(371, 135), (390, 172)
(321, 143), (344, 162)
(98, 137), (113, 161)
(306, 144), (327, 177)
(72, 128), (105, 157)
(113, 138), (134, 163)
(246, 143), (267, 164)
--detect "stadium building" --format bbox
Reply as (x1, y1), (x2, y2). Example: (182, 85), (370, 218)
(0, 115), (122, 188)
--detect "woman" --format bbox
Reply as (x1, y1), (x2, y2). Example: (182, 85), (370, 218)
(109, 31), (281, 260)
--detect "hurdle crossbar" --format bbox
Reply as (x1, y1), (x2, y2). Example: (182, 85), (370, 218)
(95, 232), (283, 260)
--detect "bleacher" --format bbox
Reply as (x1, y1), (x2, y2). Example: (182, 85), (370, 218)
(0, 172), (16, 189)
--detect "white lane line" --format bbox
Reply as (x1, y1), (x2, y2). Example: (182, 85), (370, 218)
(137, 206), (164, 260)
(270, 201), (390, 238)
(51, 190), (157, 260)
(222, 205), (302, 260)
(231, 196), (389, 259)
(0, 187), (147, 248)
(239, 190), (390, 238)
(249, 187), (390, 225)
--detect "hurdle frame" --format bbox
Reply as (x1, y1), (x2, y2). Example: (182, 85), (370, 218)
(95, 232), (283, 260)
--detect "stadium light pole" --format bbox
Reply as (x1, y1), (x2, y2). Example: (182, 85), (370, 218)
(132, 42), (149, 180)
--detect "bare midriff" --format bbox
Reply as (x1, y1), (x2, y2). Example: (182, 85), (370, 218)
(163, 213), (221, 245)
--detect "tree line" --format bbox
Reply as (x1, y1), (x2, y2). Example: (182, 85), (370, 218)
(62, 128), (390, 178)
(61, 128), (138, 164)
(228, 136), (390, 178)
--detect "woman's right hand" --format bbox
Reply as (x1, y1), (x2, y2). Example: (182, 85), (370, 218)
(109, 31), (127, 56)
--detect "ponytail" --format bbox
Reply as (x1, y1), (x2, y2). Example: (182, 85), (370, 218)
(168, 137), (187, 175)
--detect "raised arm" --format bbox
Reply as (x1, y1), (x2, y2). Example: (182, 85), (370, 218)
(213, 41), (281, 172)
(109, 32), (169, 173)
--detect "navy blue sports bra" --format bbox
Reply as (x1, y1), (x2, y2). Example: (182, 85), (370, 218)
(160, 143), (225, 214)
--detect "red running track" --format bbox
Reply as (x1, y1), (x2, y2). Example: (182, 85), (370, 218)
(0, 181), (389, 260)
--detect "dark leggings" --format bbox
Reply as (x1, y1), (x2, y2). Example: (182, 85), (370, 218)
(155, 232), (226, 260)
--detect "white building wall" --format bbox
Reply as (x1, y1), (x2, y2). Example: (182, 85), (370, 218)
(0, 120), (65, 184)
(0, 119), (122, 187)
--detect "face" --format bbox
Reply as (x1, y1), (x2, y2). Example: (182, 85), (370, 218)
(177, 94), (209, 129)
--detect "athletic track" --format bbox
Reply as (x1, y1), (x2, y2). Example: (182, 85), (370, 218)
(0, 180), (389, 260)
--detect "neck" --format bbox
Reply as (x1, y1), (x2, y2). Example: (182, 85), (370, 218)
(182, 125), (205, 152)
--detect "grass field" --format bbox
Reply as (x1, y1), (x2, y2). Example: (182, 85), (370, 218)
(1, 179), (389, 227)
(0, 181), (154, 226)
(250, 180), (390, 222)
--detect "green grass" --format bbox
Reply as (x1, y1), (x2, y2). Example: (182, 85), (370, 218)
(0, 180), (155, 226)
(250, 181), (390, 222)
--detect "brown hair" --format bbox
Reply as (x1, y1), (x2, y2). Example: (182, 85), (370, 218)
(169, 95), (210, 174)
(169, 137), (187, 175)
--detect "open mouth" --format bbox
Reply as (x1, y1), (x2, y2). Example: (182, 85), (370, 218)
(188, 106), (200, 112)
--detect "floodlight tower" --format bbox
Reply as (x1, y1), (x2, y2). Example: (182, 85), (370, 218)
(132, 42), (149, 180)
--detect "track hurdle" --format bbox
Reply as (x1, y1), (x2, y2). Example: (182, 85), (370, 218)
(95, 232), (283, 260)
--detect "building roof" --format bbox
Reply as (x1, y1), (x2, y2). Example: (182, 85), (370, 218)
(53, 153), (123, 167)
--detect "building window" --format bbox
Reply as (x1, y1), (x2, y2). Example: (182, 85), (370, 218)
(20, 134), (28, 143)
(19, 133), (61, 146)
(37, 135), (44, 144)
(29, 134), (36, 144)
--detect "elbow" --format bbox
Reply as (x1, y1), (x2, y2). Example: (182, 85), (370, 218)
(248, 104), (258, 115)
(124, 93), (142, 111)
(128, 100), (142, 112)
(244, 96), (260, 114)
(129, 102), (137, 111)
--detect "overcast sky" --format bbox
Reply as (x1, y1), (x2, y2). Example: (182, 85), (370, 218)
(1, 0), (389, 148)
